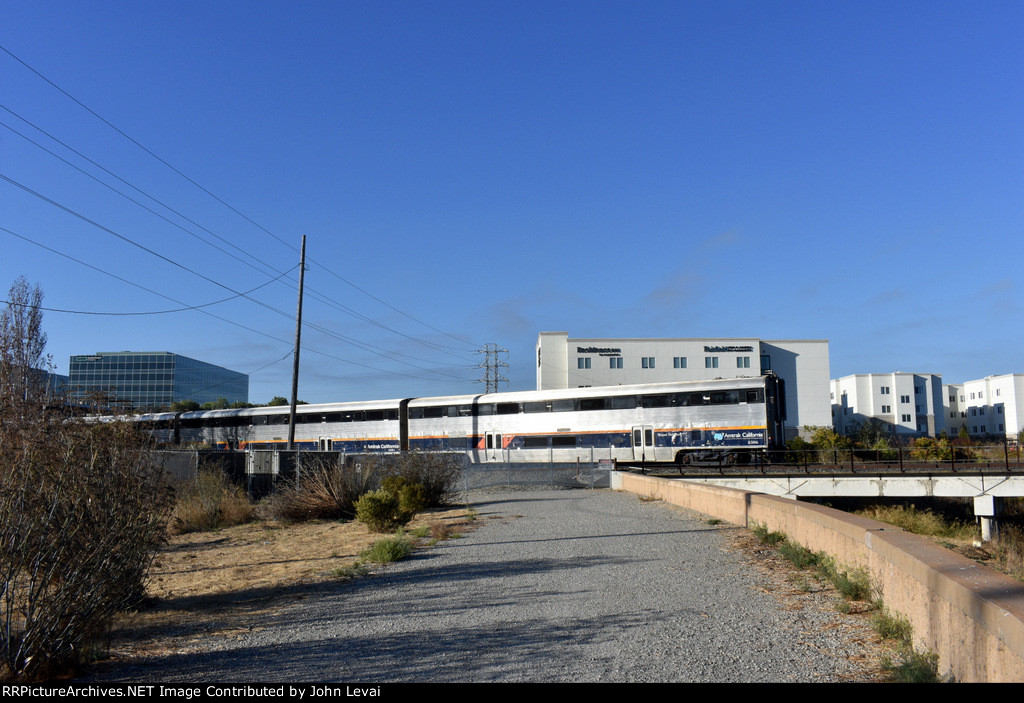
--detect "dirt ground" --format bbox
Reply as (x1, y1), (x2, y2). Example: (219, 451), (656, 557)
(99, 506), (478, 665)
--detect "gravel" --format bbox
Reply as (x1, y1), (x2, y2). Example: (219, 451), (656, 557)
(88, 487), (881, 683)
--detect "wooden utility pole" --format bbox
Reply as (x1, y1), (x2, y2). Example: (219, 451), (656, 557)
(287, 235), (306, 450)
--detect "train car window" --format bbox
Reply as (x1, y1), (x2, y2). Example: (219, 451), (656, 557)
(641, 394), (671, 408)
(551, 399), (575, 413)
(341, 411), (363, 422)
(709, 391), (741, 405)
(269, 415), (289, 425)
(524, 401), (549, 413)
(408, 408), (424, 419)
(551, 435), (577, 447)
(610, 395), (639, 409)
(365, 410), (385, 422)
(422, 406), (445, 419)
(670, 393), (690, 407)
(690, 392), (710, 405)
(253, 415), (269, 426)
(453, 405), (473, 417)
(386, 409), (399, 420)
(523, 436), (548, 448)
(578, 397), (607, 411)
(474, 404), (494, 416)
(496, 402), (520, 415)
(746, 389), (763, 403)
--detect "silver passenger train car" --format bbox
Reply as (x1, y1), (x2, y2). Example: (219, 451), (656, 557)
(134, 374), (785, 465)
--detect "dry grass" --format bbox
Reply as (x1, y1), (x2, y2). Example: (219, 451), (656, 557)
(169, 470), (254, 535)
(93, 505), (477, 667)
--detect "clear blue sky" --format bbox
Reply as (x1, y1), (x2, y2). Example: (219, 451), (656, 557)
(1, 1), (1021, 404)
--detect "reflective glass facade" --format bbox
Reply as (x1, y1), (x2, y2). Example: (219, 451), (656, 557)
(68, 352), (248, 410)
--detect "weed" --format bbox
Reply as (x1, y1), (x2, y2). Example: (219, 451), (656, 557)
(751, 522), (785, 546)
(778, 540), (819, 569)
(707, 518), (722, 525)
(360, 536), (414, 563)
(331, 563), (370, 579)
(465, 507), (478, 521)
(409, 526), (431, 538)
(873, 610), (913, 644)
(856, 503), (978, 541)
(816, 557), (872, 601)
(880, 650), (943, 683)
(639, 494), (661, 502)
(429, 521), (455, 540)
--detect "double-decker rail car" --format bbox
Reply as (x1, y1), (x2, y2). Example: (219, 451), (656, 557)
(127, 374), (785, 465)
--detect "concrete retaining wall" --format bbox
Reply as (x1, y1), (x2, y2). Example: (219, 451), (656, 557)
(611, 471), (1024, 682)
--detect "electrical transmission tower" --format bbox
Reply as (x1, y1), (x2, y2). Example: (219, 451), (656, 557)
(477, 344), (509, 394)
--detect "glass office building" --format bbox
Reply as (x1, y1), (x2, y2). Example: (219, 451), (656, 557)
(68, 352), (248, 410)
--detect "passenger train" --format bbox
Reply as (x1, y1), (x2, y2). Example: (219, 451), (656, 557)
(130, 374), (786, 465)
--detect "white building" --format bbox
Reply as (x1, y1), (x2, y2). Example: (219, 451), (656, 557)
(944, 374), (1024, 440)
(831, 373), (945, 438)
(535, 332), (831, 439)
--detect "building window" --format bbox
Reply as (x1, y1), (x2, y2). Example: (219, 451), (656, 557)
(902, 414), (912, 422)
(609, 357), (622, 369)
(882, 405), (891, 413)
(705, 357), (719, 369)
(979, 407), (985, 415)
(915, 386), (922, 395)
(880, 386), (890, 394)
(642, 357), (655, 369)
(577, 357), (591, 370)
(760, 354), (771, 372)
(673, 357), (686, 369)
(900, 395), (910, 403)
(736, 356), (750, 368)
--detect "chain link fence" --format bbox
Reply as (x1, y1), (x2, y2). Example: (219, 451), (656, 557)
(155, 449), (613, 497)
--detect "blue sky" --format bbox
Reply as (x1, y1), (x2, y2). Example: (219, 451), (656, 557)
(1, 1), (1021, 404)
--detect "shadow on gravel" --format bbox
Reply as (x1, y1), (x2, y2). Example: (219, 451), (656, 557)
(87, 609), (660, 683)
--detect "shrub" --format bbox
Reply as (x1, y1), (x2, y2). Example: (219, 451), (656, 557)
(355, 477), (427, 533)
(267, 454), (378, 522)
(360, 536), (414, 563)
(0, 420), (173, 681)
(170, 469), (253, 534)
(389, 452), (462, 507)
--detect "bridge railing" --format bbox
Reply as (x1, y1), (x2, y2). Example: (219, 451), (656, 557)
(768, 441), (1024, 473)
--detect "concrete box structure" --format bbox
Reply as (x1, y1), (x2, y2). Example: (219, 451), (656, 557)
(945, 374), (1024, 440)
(536, 332), (831, 440)
(831, 372), (945, 438)
(69, 351), (249, 410)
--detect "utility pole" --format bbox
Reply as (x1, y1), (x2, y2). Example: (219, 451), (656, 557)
(287, 236), (306, 450)
(477, 343), (509, 394)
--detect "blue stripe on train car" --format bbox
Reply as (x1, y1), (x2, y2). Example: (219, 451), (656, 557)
(658, 428), (766, 448)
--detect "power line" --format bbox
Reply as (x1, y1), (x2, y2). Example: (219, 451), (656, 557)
(0, 42), (479, 354)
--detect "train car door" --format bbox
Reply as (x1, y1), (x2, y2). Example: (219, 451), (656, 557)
(485, 431), (503, 462)
(318, 436), (333, 451)
(632, 425), (654, 461)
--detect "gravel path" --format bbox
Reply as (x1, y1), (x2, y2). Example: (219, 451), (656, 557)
(90, 487), (881, 683)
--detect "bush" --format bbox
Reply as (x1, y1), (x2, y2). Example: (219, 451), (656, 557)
(0, 420), (173, 681)
(170, 469), (254, 534)
(388, 452), (462, 507)
(267, 454), (378, 522)
(360, 535), (414, 563)
(355, 477), (426, 533)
